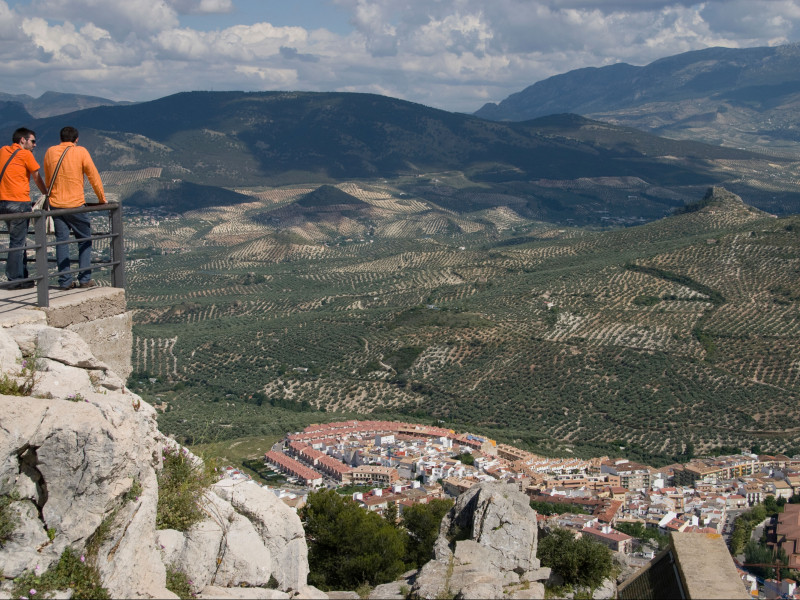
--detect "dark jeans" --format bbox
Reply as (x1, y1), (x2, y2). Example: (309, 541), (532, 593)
(0, 200), (32, 282)
(53, 212), (92, 287)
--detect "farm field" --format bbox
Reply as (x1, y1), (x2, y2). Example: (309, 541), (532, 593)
(119, 177), (800, 464)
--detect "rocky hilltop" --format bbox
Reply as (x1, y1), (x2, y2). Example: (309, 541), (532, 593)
(0, 319), (323, 599)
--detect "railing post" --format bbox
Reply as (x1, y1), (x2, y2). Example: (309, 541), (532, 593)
(110, 203), (126, 289)
(33, 212), (49, 308)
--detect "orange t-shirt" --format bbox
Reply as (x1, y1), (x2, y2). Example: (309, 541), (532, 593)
(0, 143), (40, 202)
(43, 142), (106, 208)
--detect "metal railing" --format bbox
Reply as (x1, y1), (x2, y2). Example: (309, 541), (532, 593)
(0, 202), (125, 307)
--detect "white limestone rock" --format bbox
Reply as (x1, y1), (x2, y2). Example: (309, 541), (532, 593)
(0, 320), (315, 599)
(0, 386), (169, 597)
(0, 499), (51, 578)
(5, 323), (40, 356)
(435, 481), (539, 573)
(412, 559), (452, 599)
(293, 585), (329, 599)
(34, 326), (108, 371)
(93, 470), (174, 599)
(413, 481), (546, 600)
(198, 586), (289, 599)
(213, 479), (310, 591)
(32, 357), (95, 399)
(87, 367), (126, 391)
(508, 583), (546, 599)
(161, 491), (273, 592)
(0, 328), (22, 373)
(216, 510), (274, 588)
(590, 578), (617, 599)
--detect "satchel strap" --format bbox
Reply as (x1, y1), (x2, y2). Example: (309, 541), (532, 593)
(0, 148), (22, 186)
(44, 146), (71, 209)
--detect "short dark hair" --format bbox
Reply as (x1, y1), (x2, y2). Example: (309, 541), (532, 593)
(60, 126), (79, 143)
(12, 128), (35, 144)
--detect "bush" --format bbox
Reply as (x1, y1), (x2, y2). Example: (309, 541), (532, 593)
(165, 565), (194, 599)
(538, 527), (612, 590)
(633, 295), (661, 307)
(156, 445), (217, 531)
(0, 356), (39, 396)
(12, 547), (109, 599)
(0, 494), (18, 547)
(300, 489), (407, 590)
(530, 500), (588, 516)
(402, 498), (454, 567)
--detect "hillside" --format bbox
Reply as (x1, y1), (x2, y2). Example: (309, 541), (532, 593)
(121, 183), (800, 464)
(25, 90), (800, 220)
(475, 43), (800, 155)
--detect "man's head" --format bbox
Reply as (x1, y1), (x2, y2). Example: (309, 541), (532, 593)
(60, 126), (79, 143)
(12, 127), (36, 150)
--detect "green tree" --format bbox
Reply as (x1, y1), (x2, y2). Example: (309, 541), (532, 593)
(402, 499), (454, 568)
(538, 527), (613, 590)
(453, 452), (475, 466)
(530, 500), (588, 516)
(744, 540), (789, 580)
(300, 490), (407, 590)
(384, 501), (398, 527)
(615, 521), (670, 550)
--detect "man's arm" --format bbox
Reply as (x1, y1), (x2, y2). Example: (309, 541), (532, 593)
(32, 170), (47, 195)
(82, 151), (106, 204)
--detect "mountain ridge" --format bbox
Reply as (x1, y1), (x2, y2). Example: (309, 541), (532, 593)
(475, 43), (800, 154)
(17, 89), (798, 221)
(0, 91), (131, 118)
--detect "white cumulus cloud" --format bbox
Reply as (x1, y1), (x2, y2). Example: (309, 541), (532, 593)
(0, 0), (798, 112)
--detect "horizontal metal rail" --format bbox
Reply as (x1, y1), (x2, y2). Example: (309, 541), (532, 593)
(0, 202), (125, 307)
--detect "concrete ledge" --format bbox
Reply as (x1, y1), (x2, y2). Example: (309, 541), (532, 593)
(0, 286), (132, 381)
(0, 306), (46, 328)
(68, 312), (133, 381)
(42, 287), (127, 328)
(671, 532), (749, 599)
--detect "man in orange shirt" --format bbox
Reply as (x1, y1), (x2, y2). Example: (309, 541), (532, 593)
(44, 126), (106, 290)
(0, 127), (47, 289)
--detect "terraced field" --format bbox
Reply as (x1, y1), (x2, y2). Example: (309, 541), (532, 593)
(118, 177), (800, 462)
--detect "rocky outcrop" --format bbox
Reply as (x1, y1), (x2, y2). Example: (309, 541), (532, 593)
(213, 479), (311, 592)
(0, 322), (323, 599)
(412, 481), (547, 600)
(0, 324), (171, 598)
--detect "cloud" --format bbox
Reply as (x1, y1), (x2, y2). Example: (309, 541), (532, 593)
(280, 46), (320, 63)
(29, 0), (179, 35)
(1, 0), (799, 112)
(171, 0), (234, 14)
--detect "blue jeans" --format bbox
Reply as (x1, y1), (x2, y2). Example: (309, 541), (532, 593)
(53, 212), (92, 287)
(0, 200), (32, 282)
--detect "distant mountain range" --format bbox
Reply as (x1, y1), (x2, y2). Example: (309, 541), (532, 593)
(8, 89), (795, 221)
(0, 91), (130, 121)
(475, 43), (800, 155)
(2, 48), (798, 222)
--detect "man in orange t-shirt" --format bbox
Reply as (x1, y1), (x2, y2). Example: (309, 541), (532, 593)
(0, 127), (47, 288)
(44, 126), (106, 290)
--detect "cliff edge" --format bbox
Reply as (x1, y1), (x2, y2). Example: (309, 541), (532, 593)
(0, 318), (323, 599)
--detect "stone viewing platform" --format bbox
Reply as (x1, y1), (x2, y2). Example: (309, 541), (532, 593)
(0, 285), (131, 379)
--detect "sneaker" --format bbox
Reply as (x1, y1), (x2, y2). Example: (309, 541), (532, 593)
(5, 281), (34, 290)
(79, 280), (97, 288)
(55, 282), (76, 291)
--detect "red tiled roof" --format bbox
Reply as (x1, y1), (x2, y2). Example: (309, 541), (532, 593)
(265, 451), (323, 482)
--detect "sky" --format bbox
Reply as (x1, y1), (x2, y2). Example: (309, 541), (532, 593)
(1, 0), (799, 113)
